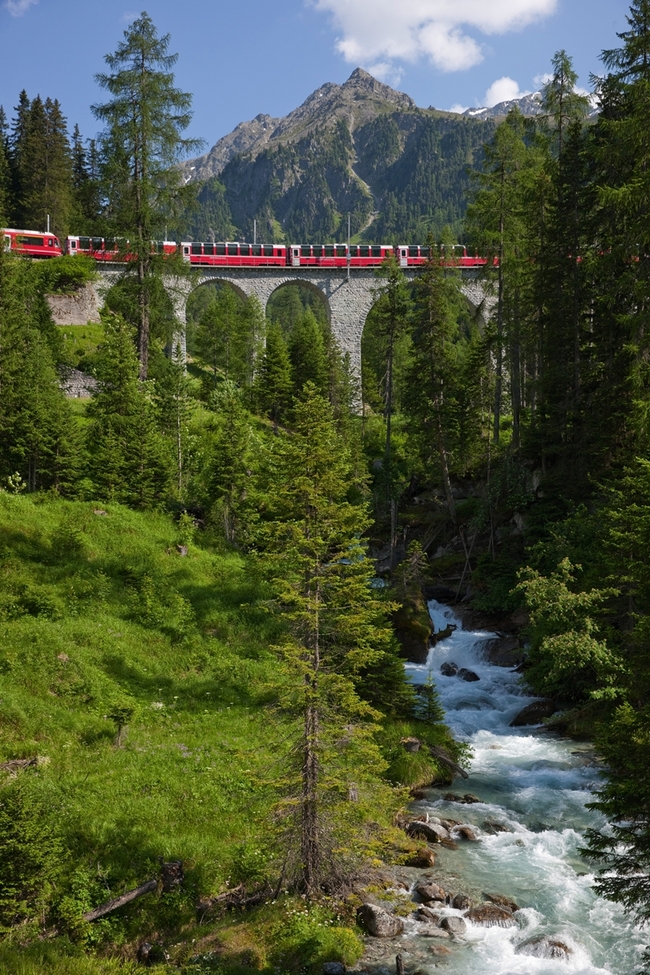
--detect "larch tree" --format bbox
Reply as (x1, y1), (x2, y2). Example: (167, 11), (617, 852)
(92, 12), (203, 378)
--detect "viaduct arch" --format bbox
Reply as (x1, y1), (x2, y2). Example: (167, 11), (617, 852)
(94, 266), (495, 373)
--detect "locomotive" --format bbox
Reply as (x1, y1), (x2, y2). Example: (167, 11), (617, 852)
(5, 228), (491, 270)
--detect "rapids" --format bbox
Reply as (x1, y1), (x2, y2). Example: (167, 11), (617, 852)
(378, 600), (647, 975)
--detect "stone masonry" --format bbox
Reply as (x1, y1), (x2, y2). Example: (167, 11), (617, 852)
(92, 265), (495, 374)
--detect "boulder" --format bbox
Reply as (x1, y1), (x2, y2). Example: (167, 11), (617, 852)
(428, 945), (452, 956)
(405, 847), (436, 868)
(440, 661), (458, 677)
(356, 903), (404, 938)
(482, 636), (525, 667)
(406, 821), (450, 843)
(451, 893), (471, 910)
(401, 736), (422, 753)
(453, 825), (478, 842)
(466, 903), (518, 928)
(484, 892), (520, 913)
(431, 623), (457, 646)
(510, 699), (556, 727)
(415, 906), (440, 922)
(440, 916), (466, 937)
(322, 964), (347, 975)
(483, 820), (510, 834)
(515, 936), (572, 960)
(458, 668), (480, 682)
(415, 882), (446, 903)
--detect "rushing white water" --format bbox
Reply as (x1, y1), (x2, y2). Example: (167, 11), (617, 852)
(399, 601), (646, 975)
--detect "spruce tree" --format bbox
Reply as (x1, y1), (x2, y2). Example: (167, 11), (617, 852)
(253, 320), (293, 429)
(0, 107), (11, 223)
(288, 308), (329, 399)
(92, 13), (203, 378)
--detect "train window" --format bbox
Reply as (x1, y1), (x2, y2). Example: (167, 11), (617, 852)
(252, 244), (262, 256)
(301, 245), (311, 257)
(216, 244), (226, 255)
(79, 237), (90, 250)
(105, 238), (117, 251)
(313, 245), (323, 257)
(324, 245), (334, 257)
(191, 243), (202, 255)
(240, 244), (250, 256)
(349, 246), (359, 257)
(421, 246), (430, 258)
(263, 245), (273, 257)
(371, 246), (381, 258)
(336, 245), (346, 257)
(227, 244), (238, 256)
(409, 245), (419, 257)
(203, 243), (215, 255)
(18, 235), (43, 245)
(359, 246), (369, 257)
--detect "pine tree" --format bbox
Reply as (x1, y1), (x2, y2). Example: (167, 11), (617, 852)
(195, 286), (259, 389)
(541, 50), (591, 161)
(71, 123), (100, 231)
(207, 383), (257, 545)
(289, 308), (329, 399)
(261, 383), (398, 893)
(85, 312), (170, 507)
(0, 107), (11, 223)
(17, 97), (75, 238)
(92, 13), (203, 378)
(8, 90), (30, 224)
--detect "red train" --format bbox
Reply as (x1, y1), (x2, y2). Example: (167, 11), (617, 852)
(4, 228), (492, 270)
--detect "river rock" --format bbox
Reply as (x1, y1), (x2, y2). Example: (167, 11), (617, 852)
(483, 820), (510, 834)
(443, 792), (480, 804)
(451, 893), (471, 910)
(322, 964), (346, 975)
(482, 635), (525, 667)
(428, 945), (452, 956)
(440, 916), (467, 937)
(458, 668), (480, 682)
(415, 881), (446, 903)
(415, 906), (441, 922)
(406, 821), (450, 842)
(405, 847), (436, 867)
(440, 661), (458, 676)
(453, 825), (478, 841)
(418, 924), (450, 939)
(466, 903), (518, 927)
(510, 699), (556, 726)
(484, 892), (520, 912)
(356, 903), (404, 938)
(515, 936), (572, 960)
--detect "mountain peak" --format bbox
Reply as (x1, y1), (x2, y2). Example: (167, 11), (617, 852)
(342, 67), (415, 108)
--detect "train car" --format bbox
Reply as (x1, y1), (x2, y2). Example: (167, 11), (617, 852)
(67, 237), (178, 261)
(289, 243), (350, 267)
(179, 241), (287, 266)
(3, 228), (63, 258)
(396, 244), (489, 268)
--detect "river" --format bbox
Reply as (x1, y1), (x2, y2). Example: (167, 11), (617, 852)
(366, 600), (646, 974)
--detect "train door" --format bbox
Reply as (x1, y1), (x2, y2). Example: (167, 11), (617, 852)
(181, 243), (191, 262)
(68, 237), (77, 254)
(399, 247), (408, 268)
(291, 245), (300, 267)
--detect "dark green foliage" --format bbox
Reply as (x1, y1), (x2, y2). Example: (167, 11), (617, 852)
(252, 320), (293, 427)
(85, 313), (170, 506)
(0, 248), (78, 492)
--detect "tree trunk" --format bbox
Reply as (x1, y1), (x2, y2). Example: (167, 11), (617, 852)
(83, 879), (157, 922)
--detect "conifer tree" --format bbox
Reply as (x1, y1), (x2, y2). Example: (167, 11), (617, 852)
(18, 97), (75, 238)
(93, 13), (203, 378)
(0, 107), (11, 223)
(85, 312), (170, 507)
(253, 320), (293, 429)
(261, 383), (398, 893)
(541, 50), (591, 161)
(207, 383), (257, 545)
(8, 90), (30, 224)
(71, 123), (100, 230)
(289, 308), (329, 399)
(0, 246), (78, 492)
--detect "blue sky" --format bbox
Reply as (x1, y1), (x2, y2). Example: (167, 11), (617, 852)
(0, 0), (631, 155)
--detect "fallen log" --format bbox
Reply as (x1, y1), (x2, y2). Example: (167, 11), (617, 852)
(428, 745), (469, 780)
(82, 879), (157, 923)
(0, 757), (38, 774)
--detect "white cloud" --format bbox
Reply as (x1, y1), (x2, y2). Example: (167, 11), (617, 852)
(312, 0), (558, 73)
(449, 103), (469, 114)
(366, 62), (404, 87)
(5, 0), (38, 15)
(534, 72), (553, 87)
(484, 76), (530, 106)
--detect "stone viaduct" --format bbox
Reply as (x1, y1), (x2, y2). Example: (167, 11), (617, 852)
(93, 265), (494, 373)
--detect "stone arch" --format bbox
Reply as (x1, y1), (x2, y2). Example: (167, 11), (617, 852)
(266, 277), (332, 328)
(190, 275), (251, 307)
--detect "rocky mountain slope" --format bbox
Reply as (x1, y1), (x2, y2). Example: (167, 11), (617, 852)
(183, 69), (557, 244)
